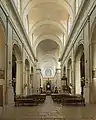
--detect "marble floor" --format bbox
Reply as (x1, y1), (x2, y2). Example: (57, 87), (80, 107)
(0, 96), (96, 120)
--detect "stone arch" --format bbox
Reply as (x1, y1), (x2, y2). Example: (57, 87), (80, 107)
(39, 54), (57, 63)
(12, 44), (22, 60)
(90, 17), (96, 41)
(35, 34), (62, 50)
(74, 44), (84, 94)
(25, 59), (30, 68)
(12, 44), (23, 95)
(29, 20), (66, 34)
(39, 54), (57, 77)
(12, 39), (22, 54)
(22, 0), (74, 20)
(39, 54), (57, 67)
(74, 40), (84, 57)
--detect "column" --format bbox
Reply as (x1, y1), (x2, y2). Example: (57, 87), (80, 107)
(25, 68), (30, 95)
(84, 17), (90, 103)
(16, 60), (23, 95)
(75, 60), (81, 94)
(36, 68), (41, 94)
(67, 68), (70, 84)
(56, 68), (61, 90)
(53, 74), (57, 90)
(0, 69), (5, 107)
(72, 48), (75, 95)
(30, 73), (33, 94)
(32, 65), (37, 94)
(27, 68), (30, 95)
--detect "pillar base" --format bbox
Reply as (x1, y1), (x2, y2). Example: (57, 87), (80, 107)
(84, 85), (89, 104)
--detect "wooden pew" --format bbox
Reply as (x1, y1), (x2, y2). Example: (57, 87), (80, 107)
(51, 94), (62, 103)
(51, 93), (85, 106)
(61, 96), (85, 106)
(15, 94), (46, 106)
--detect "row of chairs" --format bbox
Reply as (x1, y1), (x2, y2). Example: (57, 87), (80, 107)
(51, 93), (85, 106)
(15, 94), (46, 106)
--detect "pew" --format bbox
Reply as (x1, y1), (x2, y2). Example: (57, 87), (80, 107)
(15, 94), (46, 106)
(51, 93), (85, 106)
(61, 95), (85, 106)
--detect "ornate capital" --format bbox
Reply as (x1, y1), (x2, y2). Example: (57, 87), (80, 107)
(16, 60), (23, 64)
(56, 68), (61, 73)
(36, 68), (41, 74)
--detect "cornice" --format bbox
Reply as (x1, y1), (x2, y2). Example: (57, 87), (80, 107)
(61, 0), (96, 65)
(60, 0), (87, 61)
(3, 0), (36, 61)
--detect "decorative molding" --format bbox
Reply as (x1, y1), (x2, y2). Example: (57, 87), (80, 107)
(1, 0), (36, 61)
(60, 0), (96, 61)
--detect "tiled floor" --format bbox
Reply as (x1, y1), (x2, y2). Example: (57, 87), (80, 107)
(0, 96), (96, 120)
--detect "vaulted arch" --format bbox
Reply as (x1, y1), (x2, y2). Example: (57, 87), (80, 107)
(34, 34), (62, 50)
(29, 20), (67, 34)
(23, 0), (74, 19)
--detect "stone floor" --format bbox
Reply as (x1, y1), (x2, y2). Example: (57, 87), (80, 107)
(0, 96), (96, 120)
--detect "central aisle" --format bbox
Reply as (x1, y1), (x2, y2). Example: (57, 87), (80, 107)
(0, 96), (64, 120)
(0, 96), (96, 120)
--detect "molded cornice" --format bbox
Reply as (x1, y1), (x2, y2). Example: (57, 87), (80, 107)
(4, 0), (36, 61)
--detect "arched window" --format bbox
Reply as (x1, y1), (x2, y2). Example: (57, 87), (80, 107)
(45, 69), (52, 77)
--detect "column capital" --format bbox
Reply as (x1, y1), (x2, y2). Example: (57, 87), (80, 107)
(56, 68), (61, 71)
(56, 68), (61, 74)
(16, 60), (23, 64)
(36, 68), (41, 74)
(25, 68), (30, 71)
(36, 68), (41, 71)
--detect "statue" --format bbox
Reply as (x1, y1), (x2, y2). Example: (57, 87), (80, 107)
(12, 78), (16, 96)
(81, 77), (85, 97)
(61, 74), (67, 86)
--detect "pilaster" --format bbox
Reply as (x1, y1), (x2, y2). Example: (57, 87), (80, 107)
(36, 68), (41, 93)
(16, 60), (23, 95)
(56, 68), (61, 89)
(0, 69), (5, 107)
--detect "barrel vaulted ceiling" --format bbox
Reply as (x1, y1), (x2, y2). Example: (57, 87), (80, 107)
(22, 0), (74, 74)
(22, 0), (74, 46)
